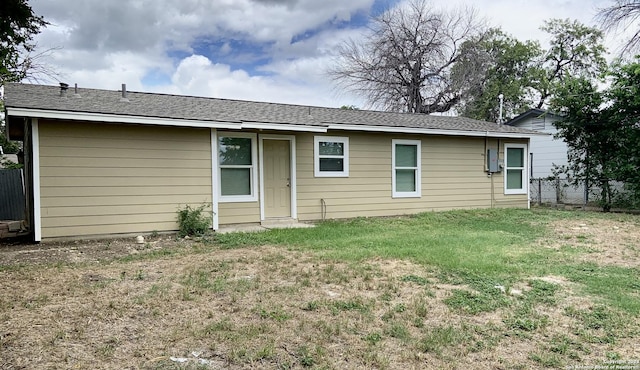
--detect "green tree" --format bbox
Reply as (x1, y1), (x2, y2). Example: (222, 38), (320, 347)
(533, 19), (607, 109)
(460, 19), (606, 122)
(1, 100), (20, 154)
(0, 0), (49, 83)
(604, 61), (640, 205)
(552, 60), (640, 211)
(456, 29), (541, 122)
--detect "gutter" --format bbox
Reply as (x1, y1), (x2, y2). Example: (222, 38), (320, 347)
(6, 107), (545, 138)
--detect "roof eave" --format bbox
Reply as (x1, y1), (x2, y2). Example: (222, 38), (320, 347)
(325, 123), (545, 138)
(6, 107), (544, 138)
(240, 121), (327, 133)
(6, 107), (242, 130)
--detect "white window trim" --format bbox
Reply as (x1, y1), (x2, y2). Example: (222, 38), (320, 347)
(211, 129), (219, 230)
(392, 139), (421, 198)
(32, 118), (42, 242)
(314, 135), (349, 177)
(504, 143), (528, 195)
(217, 132), (258, 203)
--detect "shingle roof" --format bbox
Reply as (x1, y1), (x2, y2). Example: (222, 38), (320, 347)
(4, 83), (540, 136)
(505, 108), (563, 126)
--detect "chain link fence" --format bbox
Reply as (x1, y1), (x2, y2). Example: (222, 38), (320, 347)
(529, 177), (587, 206)
(530, 178), (630, 207)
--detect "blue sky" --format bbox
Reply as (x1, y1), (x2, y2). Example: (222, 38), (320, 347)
(29, 0), (617, 108)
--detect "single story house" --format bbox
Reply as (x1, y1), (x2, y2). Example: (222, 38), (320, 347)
(4, 83), (543, 241)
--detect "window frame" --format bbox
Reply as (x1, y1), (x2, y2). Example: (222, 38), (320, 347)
(503, 143), (528, 195)
(218, 132), (258, 203)
(392, 139), (422, 198)
(314, 136), (349, 177)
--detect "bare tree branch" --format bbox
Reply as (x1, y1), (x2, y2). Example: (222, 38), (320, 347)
(13, 45), (61, 84)
(596, 0), (640, 56)
(329, 0), (487, 113)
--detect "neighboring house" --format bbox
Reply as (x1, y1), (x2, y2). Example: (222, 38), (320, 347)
(506, 109), (584, 204)
(4, 83), (542, 241)
(505, 109), (564, 178)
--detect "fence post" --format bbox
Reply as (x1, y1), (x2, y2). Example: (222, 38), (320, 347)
(538, 178), (542, 206)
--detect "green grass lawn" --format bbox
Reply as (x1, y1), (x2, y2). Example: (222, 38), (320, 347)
(217, 208), (640, 314)
(2, 208), (639, 369)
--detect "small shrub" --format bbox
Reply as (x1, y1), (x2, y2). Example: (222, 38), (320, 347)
(177, 204), (212, 237)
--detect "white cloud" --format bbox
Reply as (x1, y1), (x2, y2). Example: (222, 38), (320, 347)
(158, 54), (363, 107)
(429, 0), (604, 47)
(24, 0), (624, 110)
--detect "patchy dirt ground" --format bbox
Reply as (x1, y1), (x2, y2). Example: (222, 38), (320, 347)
(0, 216), (639, 369)
(0, 235), (196, 266)
(547, 218), (640, 268)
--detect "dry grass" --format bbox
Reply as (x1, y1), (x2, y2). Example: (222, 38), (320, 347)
(548, 218), (640, 268)
(1, 212), (640, 369)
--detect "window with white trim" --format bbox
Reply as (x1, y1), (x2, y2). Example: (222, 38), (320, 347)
(504, 143), (527, 195)
(392, 139), (421, 198)
(218, 133), (258, 202)
(314, 136), (349, 177)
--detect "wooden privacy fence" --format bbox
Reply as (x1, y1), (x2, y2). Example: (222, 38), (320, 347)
(0, 169), (26, 220)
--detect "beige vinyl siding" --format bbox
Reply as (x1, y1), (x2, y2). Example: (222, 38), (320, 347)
(218, 202), (261, 224)
(296, 132), (528, 221)
(38, 120), (212, 238)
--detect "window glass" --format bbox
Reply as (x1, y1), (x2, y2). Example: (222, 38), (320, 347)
(396, 169), (416, 192)
(395, 144), (418, 167)
(319, 158), (344, 172)
(319, 142), (344, 156)
(314, 136), (349, 177)
(218, 135), (255, 201)
(219, 137), (252, 166)
(392, 140), (421, 197)
(506, 147), (523, 168)
(504, 145), (526, 194)
(506, 169), (523, 190)
(221, 168), (251, 196)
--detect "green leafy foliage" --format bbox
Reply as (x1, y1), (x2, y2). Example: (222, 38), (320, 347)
(1, 157), (23, 169)
(552, 58), (640, 210)
(461, 19), (606, 122)
(0, 132), (20, 154)
(456, 28), (541, 122)
(176, 204), (212, 237)
(0, 0), (49, 83)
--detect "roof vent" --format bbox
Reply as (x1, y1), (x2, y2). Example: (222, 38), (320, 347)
(73, 83), (81, 98)
(59, 82), (69, 98)
(120, 83), (129, 102)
